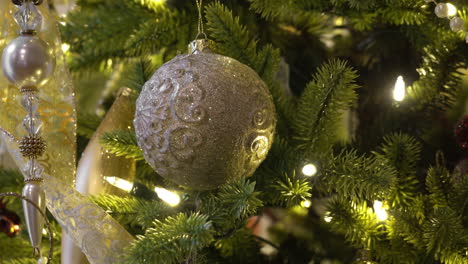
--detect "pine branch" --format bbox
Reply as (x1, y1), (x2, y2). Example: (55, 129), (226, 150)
(214, 228), (261, 261)
(408, 41), (467, 112)
(205, 2), (281, 85)
(291, 59), (359, 153)
(321, 150), (397, 201)
(63, 1), (154, 70)
(121, 58), (162, 93)
(273, 172), (312, 207)
(205, 2), (300, 137)
(423, 207), (466, 263)
(326, 197), (382, 249)
(99, 130), (144, 161)
(217, 180), (263, 219)
(205, 2), (259, 70)
(124, 213), (214, 264)
(90, 194), (176, 229)
(390, 196), (427, 251)
(77, 112), (102, 138)
(374, 133), (421, 207)
(426, 166), (452, 208)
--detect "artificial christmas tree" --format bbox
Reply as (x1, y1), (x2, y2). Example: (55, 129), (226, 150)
(0, 0), (467, 263)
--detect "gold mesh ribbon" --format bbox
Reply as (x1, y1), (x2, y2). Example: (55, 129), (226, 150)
(0, 1), (76, 182)
(0, 2), (134, 263)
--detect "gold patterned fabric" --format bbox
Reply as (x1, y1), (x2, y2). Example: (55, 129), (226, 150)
(0, 2), (134, 263)
(0, 1), (76, 183)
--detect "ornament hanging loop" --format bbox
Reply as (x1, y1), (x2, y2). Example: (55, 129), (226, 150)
(194, 0), (207, 40)
(0, 192), (53, 264)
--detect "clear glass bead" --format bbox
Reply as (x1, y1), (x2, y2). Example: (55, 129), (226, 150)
(14, 1), (42, 32)
(22, 114), (43, 135)
(20, 93), (40, 113)
(434, 3), (448, 18)
(450, 17), (465, 32)
(22, 160), (43, 178)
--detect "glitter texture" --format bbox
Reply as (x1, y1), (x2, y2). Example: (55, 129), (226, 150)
(135, 51), (277, 190)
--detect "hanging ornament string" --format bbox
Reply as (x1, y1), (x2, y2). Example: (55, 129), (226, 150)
(195, 0), (207, 40)
(0, 192), (53, 264)
(2, 0), (55, 261)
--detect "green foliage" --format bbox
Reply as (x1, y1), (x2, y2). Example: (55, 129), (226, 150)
(291, 59), (359, 153)
(374, 133), (421, 207)
(77, 112), (102, 138)
(205, 2), (261, 72)
(100, 130), (144, 161)
(423, 207), (467, 263)
(217, 180), (263, 219)
(201, 180), (263, 232)
(5, 0), (465, 263)
(63, 0), (193, 70)
(408, 41), (467, 112)
(214, 228), (260, 260)
(273, 172), (312, 207)
(205, 1), (294, 129)
(124, 213), (214, 264)
(90, 194), (176, 229)
(121, 58), (162, 93)
(426, 166), (452, 208)
(326, 197), (382, 249)
(321, 150), (397, 201)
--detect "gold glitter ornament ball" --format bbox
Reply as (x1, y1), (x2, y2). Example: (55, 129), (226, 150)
(134, 41), (276, 190)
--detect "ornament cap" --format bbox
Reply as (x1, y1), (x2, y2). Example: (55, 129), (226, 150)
(188, 39), (214, 54)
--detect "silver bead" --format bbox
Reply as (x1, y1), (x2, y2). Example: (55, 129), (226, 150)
(450, 17), (465, 32)
(22, 181), (46, 251)
(435, 3), (449, 18)
(1, 35), (55, 88)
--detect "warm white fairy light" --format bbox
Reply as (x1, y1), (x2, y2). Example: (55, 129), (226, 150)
(302, 163), (318, 177)
(446, 3), (457, 17)
(61, 43), (70, 53)
(393, 76), (406, 102)
(301, 200), (312, 208)
(324, 212), (333, 222)
(10, 224), (20, 234)
(373, 200), (388, 221)
(104, 176), (133, 192)
(154, 187), (181, 206)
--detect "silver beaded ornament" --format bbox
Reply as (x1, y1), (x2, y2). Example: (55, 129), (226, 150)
(1, 0), (54, 262)
(134, 40), (277, 190)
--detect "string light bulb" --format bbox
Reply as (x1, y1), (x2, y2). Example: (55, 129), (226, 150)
(154, 187), (181, 207)
(302, 163), (318, 177)
(324, 212), (333, 222)
(373, 200), (388, 221)
(61, 43), (70, 53)
(301, 200), (312, 208)
(10, 224), (20, 234)
(104, 176), (133, 192)
(446, 3), (457, 17)
(393, 75), (406, 102)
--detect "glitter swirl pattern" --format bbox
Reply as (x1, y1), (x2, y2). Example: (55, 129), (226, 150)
(135, 52), (276, 190)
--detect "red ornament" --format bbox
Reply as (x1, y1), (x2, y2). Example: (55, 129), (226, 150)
(455, 115), (468, 149)
(0, 198), (21, 237)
